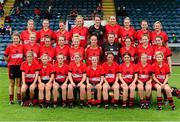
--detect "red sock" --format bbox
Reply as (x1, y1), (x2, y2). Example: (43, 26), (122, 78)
(17, 94), (21, 101)
(129, 98), (135, 107)
(157, 97), (163, 106)
(146, 96), (150, 104)
(168, 97), (175, 107)
(39, 99), (44, 104)
(9, 95), (14, 101)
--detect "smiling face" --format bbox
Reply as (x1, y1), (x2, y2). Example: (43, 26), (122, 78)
(154, 22), (162, 31)
(123, 54), (131, 63)
(90, 35), (98, 46)
(124, 18), (131, 27)
(26, 51), (34, 62)
(12, 35), (20, 45)
(94, 16), (101, 26)
(57, 54), (64, 64)
(141, 21), (148, 30)
(155, 52), (163, 63)
(155, 37), (163, 46)
(107, 53), (114, 63)
(44, 37), (51, 47)
(108, 34), (115, 44)
(109, 16), (116, 25)
(91, 56), (98, 65)
(59, 22), (65, 30)
(74, 53), (81, 63)
(58, 36), (65, 46)
(141, 35), (149, 45)
(29, 33), (36, 43)
(42, 20), (49, 29)
(140, 53), (148, 64)
(41, 54), (49, 65)
(76, 17), (83, 27)
(27, 20), (34, 30)
(125, 38), (131, 47)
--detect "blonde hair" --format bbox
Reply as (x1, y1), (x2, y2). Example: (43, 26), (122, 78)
(153, 21), (162, 29)
(155, 51), (164, 58)
(76, 15), (84, 20)
(41, 53), (49, 60)
(26, 51), (34, 57)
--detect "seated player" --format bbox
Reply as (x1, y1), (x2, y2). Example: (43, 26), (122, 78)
(38, 54), (54, 108)
(102, 52), (119, 108)
(68, 53), (86, 107)
(152, 51), (175, 110)
(119, 52), (138, 108)
(53, 54), (69, 108)
(20, 51), (39, 106)
(86, 56), (104, 107)
(137, 53), (152, 109)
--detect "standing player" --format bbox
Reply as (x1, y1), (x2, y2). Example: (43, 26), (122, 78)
(151, 21), (168, 45)
(70, 15), (89, 48)
(20, 19), (39, 44)
(119, 17), (136, 47)
(86, 56), (104, 107)
(120, 36), (137, 63)
(152, 51), (175, 110)
(38, 19), (55, 45)
(68, 53), (86, 107)
(102, 52), (119, 108)
(137, 53), (152, 109)
(38, 54), (54, 108)
(39, 35), (55, 63)
(136, 34), (154, 64)
(102, 33), (120, 63)
(55, 20), (71, 45)
(20, 51), (39, 106)
(53, 54), (69, 108)
(88, 15), (106, 46)
(4, 33), (23, 104)
(119, 52), (138, 108)
(105, 16), (121, 43)
(135, 20), (151, 45)
(55, 35), (69, 64)
(85, 35), (102, 66)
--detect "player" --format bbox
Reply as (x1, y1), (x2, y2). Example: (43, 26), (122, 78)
(85, 35), (102, 66)
(38, 54), (54, 108)
(20, 51), (39, 106)
(86, 56), (104, 107)
(67, 53), (86, 107)
(102, 52), (119, 108)
(70, 15), (89, 48)
(53, 54), (69, 108)
(119, 52), (138, 108)
(4, 33), (23, 104)
(152, 51), (175, 110)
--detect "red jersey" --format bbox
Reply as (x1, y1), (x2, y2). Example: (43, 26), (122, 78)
(85, 46), (101, 66)
(136, 44), (154, 64)
(4, 44), (24, 66)
(152, 62), (170, 83)
(69, 62), (86, 83)
(119, 63), (137, 83)
(38, 28), (55, 45)
(86, 65), (104, 84)
(151, 31), (168, 45)
(20, 60), (39, 82)
(55, 45), (69, 64)
(70, 26), (89, 47)
(153, 45), (172, 63)
(39, 63), (54, 81)
(23, 43), (40, 59)
(55, 30), (71, 44)
(69, 46), (84, 62)
(137, 63), (152, 83)
(120, 46), (136, 63)
(53, 63), (69, 83)
(102, 62), (119, 84)
(135, 29), (151, 44)
(105, 24), (121, 42)
(119, 27), (136, 47)
(40, 45), (55, 62)
(20, 30), (39, 44)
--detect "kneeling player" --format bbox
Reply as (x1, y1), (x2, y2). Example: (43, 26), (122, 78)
(53, 54), (69, 108)
(152, 51), (175, 110)
(119, 52), (138, 108)
(21, 51), (39, 106)
(102, 52), (119, 108)
(38, 54), (54, 108)
(68, 53), (86, 107)
(86, 56), (104, 107)
(137, 53), (152, 108)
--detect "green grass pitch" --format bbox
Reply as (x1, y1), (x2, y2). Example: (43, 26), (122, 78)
(0, 67), (180, 121)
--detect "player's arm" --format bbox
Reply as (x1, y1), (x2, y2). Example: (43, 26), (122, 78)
(22, 72), (26, 85)
(138, 79), (144, 85)
(119, 73), (127, 85)
(68, 72), (75, 86)
(38, 76), (42, 84)
(131, 73), (138, 85)
(167, 56), (172, 74)
(146, 75), (152, 84)
(162, 74), (169, 87)
(100, 75), (104, 85)
(33, 71), (39, 84)
(152, 74), (162, 85)
(48, 73), (54, 84)
(86, 76), (90, 85)
(78, 73), (86, 85)
(114, 73), (119, 84)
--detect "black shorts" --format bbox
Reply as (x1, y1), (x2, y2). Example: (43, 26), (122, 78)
(41, 80), (49, 84)
(26, 82), (33, 87)
(9, 65), (21, 79)
(55, 81), (64, 86)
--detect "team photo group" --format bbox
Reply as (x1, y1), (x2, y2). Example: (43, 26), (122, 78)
(4, 15), (176, 110)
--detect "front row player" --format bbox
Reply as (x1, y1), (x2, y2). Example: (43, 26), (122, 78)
(152, 51), (175, 110)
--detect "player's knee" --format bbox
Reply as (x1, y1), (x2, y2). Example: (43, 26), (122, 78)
(80, 84), (85, 90)
(103, 84), (108, 90)
(61, 85), (67, 91)
(68, 84), (73, 91)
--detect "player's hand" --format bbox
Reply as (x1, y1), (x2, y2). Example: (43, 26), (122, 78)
(130, 82), (135, 87)
(77, 83), (82, 87)
(71, 82), (76, 87)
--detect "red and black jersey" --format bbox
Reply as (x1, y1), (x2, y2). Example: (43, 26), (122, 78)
(55, 45), (69, 64)
(53, 63), (69, 83)
(69, 46), (84, 62)
(120, 46), (136, 63)
(23, 43), (40, 59)
(85, 46), (102, 66)
(20, 30), (39, 44)
(20, 60), (39, 82)
(102, 62), (119, 84)
(39, 62), (54, 81)
(119, 27), (136, 47)
(151, 31), (168, 45)
(70, 26), (89, 48)
(137, 63), (152, 83)
(119, 63), (137, 83)
(136, 44), (154, 64)
(151, 62), (170, 83)
(86, 65), (104, 84)
(4, 44), (24, 66)
(38, 28), (55, 45)
(39, 45), (55, 62)
(135, 29), (151, 44)
(105, 24), (121, 42)
(55, 30), (71, 44)
(69, 62), (86, 83)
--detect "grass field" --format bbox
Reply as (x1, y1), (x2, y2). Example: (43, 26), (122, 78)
(0, 67), (180, 121)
